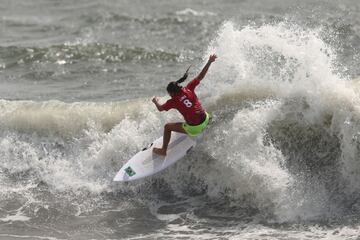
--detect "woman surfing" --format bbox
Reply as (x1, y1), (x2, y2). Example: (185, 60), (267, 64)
(152, 54), (217, 156)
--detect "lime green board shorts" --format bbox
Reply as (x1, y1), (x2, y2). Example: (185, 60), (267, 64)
(182, 112), (210, 137)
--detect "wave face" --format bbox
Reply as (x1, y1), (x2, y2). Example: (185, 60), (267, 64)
(1, 18), (360, 239)
(201, 22), (360, 221)
(0, 19), (360, 221)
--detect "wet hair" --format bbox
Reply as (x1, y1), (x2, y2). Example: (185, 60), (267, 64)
(167, 72), (188, 94)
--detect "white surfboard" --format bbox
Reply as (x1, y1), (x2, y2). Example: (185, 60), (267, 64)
(113, 133), (198, 182)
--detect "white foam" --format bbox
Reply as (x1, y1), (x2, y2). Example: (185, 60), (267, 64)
(193, 21), (360, 221)
(0, 99), (145, 136)
(0, 20), (360, 225)
(0, 214), (30, 222)
(176, 8), (216, 17)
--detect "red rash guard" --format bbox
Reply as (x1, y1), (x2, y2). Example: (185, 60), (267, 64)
(162, 78), (205, 125)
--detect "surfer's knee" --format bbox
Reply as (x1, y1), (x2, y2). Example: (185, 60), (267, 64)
(164, 123), (178, 132)
(164, 123), (171, 131)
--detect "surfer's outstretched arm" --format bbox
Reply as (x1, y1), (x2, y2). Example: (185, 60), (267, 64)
(152, 97), (164, 111)
(194, 54), (217, 82)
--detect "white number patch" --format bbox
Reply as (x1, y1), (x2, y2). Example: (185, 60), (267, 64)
(183, 99), (193, 108)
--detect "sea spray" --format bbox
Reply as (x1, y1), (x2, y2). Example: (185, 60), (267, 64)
(0, 21), (360, 225)
(182, 21), (360, 221)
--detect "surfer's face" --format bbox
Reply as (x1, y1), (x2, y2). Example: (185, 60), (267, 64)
(167, 91), (175, 97)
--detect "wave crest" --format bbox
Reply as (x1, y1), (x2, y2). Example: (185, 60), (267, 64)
(0, 44), (180, 69)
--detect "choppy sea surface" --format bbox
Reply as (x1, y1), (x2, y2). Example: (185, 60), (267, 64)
(1, 0), (360, 239)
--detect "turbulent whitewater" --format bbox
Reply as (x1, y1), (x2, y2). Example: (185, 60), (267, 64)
(0, 0), (360, 239)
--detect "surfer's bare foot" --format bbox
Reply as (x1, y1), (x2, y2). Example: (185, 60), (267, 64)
(153, 147), (167, 156)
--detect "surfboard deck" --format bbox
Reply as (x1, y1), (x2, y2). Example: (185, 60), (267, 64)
(113, 132), (198, 182)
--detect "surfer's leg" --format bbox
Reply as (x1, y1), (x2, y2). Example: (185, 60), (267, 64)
(162, 122), (187, 149)
(153, 122), (186, 156)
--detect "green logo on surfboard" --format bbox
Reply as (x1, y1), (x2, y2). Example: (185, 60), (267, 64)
(125, 166), (136, 176)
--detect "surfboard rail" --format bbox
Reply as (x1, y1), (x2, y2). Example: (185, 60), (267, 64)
(113, 133), (197, 182)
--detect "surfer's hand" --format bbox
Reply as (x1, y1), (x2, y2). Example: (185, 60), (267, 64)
(152, 97), (164, 111)
(208, 54), (217, 63)
(152, 97), (159, 104)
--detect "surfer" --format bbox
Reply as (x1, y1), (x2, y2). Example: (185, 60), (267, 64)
(152, 54), (217, 156)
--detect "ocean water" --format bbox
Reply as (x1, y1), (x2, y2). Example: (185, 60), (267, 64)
(0, 0), (360, 239)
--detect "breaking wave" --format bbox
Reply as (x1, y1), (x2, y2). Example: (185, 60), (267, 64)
(1, 21), (360, 224)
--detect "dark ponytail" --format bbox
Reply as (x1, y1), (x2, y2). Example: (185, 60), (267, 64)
(167, 66), (191, 94)
(176, 71), (188, 84)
